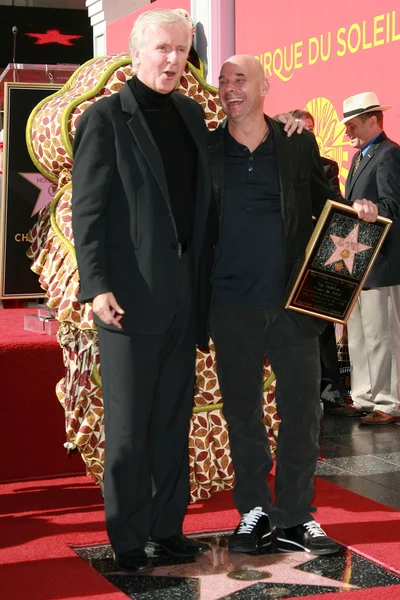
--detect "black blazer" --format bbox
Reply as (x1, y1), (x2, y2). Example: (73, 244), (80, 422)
(207, 117), (344, 336)
(345, 132), (400, 288)
(72, 82), (212, 339)
(322, 157), (341, 195)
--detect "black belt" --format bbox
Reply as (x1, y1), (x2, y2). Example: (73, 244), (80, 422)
(171, 241), (191, 258)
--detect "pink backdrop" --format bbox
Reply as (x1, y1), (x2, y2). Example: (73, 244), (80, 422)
(235, 0), (400, 189)
(106, 0), (190, 55)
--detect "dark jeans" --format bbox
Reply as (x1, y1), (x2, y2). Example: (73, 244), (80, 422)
(98, 252), (195, 555)
(210, 306), (321, 528)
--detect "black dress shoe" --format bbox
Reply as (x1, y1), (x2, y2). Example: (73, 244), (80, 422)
(113, 549), (153, 573)
(322, 396), (348, 411)
(152, 534), (210, 557)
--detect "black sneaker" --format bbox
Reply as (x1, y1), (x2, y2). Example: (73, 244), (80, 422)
(275, 520), (340, 555)
(228, 506), (272, 553)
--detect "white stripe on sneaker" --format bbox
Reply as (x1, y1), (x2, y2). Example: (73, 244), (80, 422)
(276, 537), (309, 551)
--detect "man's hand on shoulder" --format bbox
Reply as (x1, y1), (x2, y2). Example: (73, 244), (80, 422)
(93, 292), (125, 329)
(273, 113), (304, 137)
(353, 199), (379, 222)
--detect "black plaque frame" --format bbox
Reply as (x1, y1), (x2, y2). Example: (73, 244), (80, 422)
(0, 82), (60, 299)
(285, 200), (391, 324)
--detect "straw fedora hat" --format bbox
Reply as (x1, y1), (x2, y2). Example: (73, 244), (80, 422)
(340, 91), (392, 124)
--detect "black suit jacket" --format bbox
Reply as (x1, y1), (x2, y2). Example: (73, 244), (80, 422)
(345, 132), (400, 288)
(72, 82), (212, 340)
(322, 157), (341, 195)
(207, 118), (344, 336)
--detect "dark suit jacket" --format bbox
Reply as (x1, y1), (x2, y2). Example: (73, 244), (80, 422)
(207, 117), (344, 336)
(345, 132), (400, 288)
(72, 82), (212, 342)
(322, 157), (341, 195)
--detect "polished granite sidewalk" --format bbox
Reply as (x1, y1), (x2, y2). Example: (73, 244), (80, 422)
(75, 413), (400, 599)
(317, 410), (400, 509)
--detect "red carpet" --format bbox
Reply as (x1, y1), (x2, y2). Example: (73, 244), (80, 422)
(0, 309), (84, 482)
(1, 475), (400, 599)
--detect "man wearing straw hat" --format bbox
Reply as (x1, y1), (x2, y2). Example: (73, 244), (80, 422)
(332, 92), (400, 424)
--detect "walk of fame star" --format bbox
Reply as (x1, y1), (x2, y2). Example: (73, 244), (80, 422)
(143, 549), (356, 599)
(19, 172), (57, 215)
(75, 538), (400, 599)
(324, 223), (372, 275)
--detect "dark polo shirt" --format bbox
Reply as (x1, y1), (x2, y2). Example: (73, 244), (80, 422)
(213, 126), (285, 309)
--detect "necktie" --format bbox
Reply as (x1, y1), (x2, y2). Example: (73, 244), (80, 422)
(351, 151), (361, 179)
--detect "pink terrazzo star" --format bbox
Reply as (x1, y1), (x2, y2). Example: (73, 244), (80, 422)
(324, 223), (372, 275)
(19, 172), (57, 216)
(148, 547), (357, 599)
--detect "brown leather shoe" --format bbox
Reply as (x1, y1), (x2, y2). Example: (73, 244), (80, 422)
(360, 410), (400, 425)
(331, 405), (366, 417)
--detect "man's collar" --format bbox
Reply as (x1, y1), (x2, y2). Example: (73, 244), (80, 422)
(361, 131), (384, 156)
(224, 116), (274, 155)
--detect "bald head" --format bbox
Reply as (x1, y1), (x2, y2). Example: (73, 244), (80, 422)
(221, 54), (265, 81)
(218, 54), (269, 125)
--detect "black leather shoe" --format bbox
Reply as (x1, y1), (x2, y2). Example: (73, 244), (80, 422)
(322, 396), (348, 411)
(113, 549), (153, 573)
(228, 506), (272, 553)
(152, 534), (210, 557)
(275, 521), (340, 556)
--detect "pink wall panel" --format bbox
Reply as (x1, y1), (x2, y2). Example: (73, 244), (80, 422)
(106, 0), (190, 55)
(234, 0), (400, 189)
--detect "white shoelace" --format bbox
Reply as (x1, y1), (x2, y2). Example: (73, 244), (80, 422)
(303, 520), (326, 538)
(237, 506), (266, 534)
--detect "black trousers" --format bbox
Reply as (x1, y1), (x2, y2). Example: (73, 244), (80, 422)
(319, 322), (348, 397)
(210, 306), (321, 529)
(98, 253), (195, 555)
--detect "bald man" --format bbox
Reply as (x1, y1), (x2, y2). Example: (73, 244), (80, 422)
(207, 55), (378, 556)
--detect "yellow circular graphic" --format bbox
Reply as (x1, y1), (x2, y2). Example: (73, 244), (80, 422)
(341, 248), (351, 259)
(305, 97), (351, 195)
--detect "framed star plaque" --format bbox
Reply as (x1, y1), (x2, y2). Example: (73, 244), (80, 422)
(285, 200), (391, 324)
(0, 82), (60, 298)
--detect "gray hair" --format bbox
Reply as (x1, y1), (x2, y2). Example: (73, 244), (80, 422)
(129, 9), (191, 71)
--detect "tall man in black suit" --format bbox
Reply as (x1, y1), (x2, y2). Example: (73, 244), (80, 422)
(208, 55), (378, 556)
(332, 92), (400, 424)
(71, 9), (212, 573)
